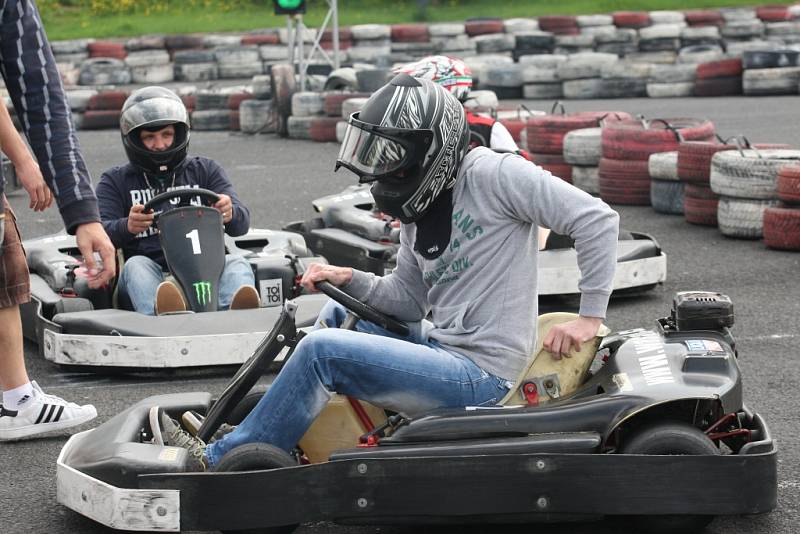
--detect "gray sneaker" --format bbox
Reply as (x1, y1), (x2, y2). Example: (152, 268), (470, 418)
(154, 407), (208, 471)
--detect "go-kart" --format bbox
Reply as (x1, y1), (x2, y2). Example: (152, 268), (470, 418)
(56, 288), (776, 533)
(20, 188), (328, 370)
(284, 184), (668, 294)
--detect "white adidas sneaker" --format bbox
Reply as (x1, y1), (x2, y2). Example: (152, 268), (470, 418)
(0, 381), (97, 441)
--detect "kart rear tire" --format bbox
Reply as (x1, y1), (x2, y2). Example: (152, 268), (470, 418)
(620, 421), (719, 534)
(215, 443), (298, 534)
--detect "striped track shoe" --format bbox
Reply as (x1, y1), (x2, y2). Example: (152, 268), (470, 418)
(0, 381), (97, 441)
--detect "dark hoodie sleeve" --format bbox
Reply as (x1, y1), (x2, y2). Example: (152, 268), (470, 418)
(96, 170), (135, 249)
(0, 0), (100, 234)
(204, 159), (250, 237)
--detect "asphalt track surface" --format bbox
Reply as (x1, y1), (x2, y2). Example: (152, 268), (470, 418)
(2, 95), (799, 534)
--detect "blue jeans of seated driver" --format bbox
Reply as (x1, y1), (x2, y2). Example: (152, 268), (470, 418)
(204, 299), (511, 467)
(118, 254), (255, 315)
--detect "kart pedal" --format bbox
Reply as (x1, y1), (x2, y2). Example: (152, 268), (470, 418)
(181, 411), (204, 437)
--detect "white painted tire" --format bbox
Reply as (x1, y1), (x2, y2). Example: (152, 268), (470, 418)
(518, 54), (567, 69)
(124, 49), (170, 68)
(646, 81), (696, 98)
(717, 197), (780, 239)
(556, 53), (618, 80)
(522, 83), (563, 99)
(649, 11), (686, 24)
(710, 149), (800, 199)
(51, 39), (90, 55)
(287, 115), (313, 140)
(239, 99), (274, 134)
(563, 128), (602, 166)
(742, 67), (800, 96)
(677, 45), (724, 64)
(78, 58), (131, 85)
(341, 97), (369, 118)
(191, 109), (232, 131)
(291, 92), (325, 117)
(66, 89), (97, 112)
(473, 33), (516, 54)
(259, 45), (288, 62)
(504, 18), (539, 33)
(562, 78), (604, 99)
(571, 166), (600, 194)
(218, 61), (263, 79)
(130, 63), (175, 84)
(576, 14), (613, 27)
(214, 46), (261, 64)
(648, 63), (697, 83)
(175, 62), (218, 82)
(428, 23), (466, 36)
(351, 24), (391, 41)
(336, 120), (348, 143)
(252, 75), (272, 100)
(648, 151), (680, 181)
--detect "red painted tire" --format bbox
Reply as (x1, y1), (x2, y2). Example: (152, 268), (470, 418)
(465, 19), (505, 36)
(390, 23), (430, 43)
(684, 10), (724, 26)
(763, 206), (800, 250)
(88, 41), (126, 60)
(228, 92), (254, 110)
(684, 195), (719, 226)
(531, 153), (572, 182)
(81, 110), (122, 130)
(229, 111), (240, 131)
(322, 28), (354, 42)
(527, 111), (630, 155)
(499, 119), (525, 142)
(696, 58), (743, 79)
(756, 5), (791, 22)
(602, 118), (716, 161)
(693, 76), (743, 96)
(612, 11), (651, 28)
(777, 165), (800, 205)
(684, 183), (720, 200)
(87, 90), (128, 111)
(309, 116), (340, 142)
(181, 95), (196, 113)
(321, 40), (353, 51)
(599, 158), (651, 205)
(678, 141), (736, 184)
(241, 34), (280, 45)
(537, 15), (578, 32)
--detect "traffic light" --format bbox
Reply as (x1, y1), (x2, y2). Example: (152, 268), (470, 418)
(273, 0), (306, 15)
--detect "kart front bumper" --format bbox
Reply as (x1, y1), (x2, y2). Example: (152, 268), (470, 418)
(57, 405), (776, 532)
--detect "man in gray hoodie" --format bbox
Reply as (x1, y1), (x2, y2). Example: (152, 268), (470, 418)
(158, 74), (619, 470)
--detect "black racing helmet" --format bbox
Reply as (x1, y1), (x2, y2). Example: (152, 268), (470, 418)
(120, 86), (190, 179)
(335, 74), (470, 223)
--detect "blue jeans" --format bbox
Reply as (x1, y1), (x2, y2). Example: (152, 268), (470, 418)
(118, 254), (255, 315)
(204, 300), (511, 467)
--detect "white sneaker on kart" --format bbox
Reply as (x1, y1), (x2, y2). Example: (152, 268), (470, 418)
(0, 381), (97, 441)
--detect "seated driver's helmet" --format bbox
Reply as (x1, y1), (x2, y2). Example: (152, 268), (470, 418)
(335, 74), (469, 224)
(120, 86), (190, 178)
(393, 55), (473, 102)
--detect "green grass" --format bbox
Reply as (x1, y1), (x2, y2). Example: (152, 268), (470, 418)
(42, 0), (797, 41)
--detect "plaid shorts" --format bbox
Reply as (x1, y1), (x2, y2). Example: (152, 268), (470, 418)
(0, 195), (31, 308)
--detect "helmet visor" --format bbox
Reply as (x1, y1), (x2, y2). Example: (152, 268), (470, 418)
(336, 112), (433, 182)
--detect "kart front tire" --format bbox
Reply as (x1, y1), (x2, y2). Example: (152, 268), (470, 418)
(215, 443), (298, 534)
(619, 421), (719, 534)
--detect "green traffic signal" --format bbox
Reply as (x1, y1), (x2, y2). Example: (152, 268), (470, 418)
(273, 0), (306, 15)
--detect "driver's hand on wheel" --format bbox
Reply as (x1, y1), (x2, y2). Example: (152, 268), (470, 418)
(543, 316), (603, 360)
(213, 194), (233, 224)
(301, 263), (353, 293)
(127, 204), (155, 234)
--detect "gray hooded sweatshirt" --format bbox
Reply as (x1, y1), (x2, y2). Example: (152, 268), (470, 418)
(344, 147), (620, 382)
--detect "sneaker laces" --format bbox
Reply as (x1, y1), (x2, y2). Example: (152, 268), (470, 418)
(30, 382), (77, 408)
(166, 423), (207, 466)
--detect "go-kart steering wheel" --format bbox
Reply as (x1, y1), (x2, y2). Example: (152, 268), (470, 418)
(316, 280), (410, 336)
(142, 187), (221, 215)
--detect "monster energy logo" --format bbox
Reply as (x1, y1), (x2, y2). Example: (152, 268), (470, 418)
(193, 281), (212, 306)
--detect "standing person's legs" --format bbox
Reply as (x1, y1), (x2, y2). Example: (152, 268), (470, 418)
(202, 320), (510, 466)
(117, 255), (166, 315)
(0, 198), (96, 440)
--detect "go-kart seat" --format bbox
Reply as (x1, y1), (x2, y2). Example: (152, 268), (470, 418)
(498, 312), (611, 406)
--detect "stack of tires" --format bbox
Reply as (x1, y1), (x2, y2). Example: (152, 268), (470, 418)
(563, 127), (603, 194)
(648, 151), (683, 214)
(595, 29), (639, 56)
(742, 49), (800, 95)
(78, 58), (131, 86)
(677, 140), (734, 226)
(710, 149), (800, 239)
(765, 165), (800, 250)
(81, 90), (128, 130)
(576, 14), (615, 37)
(174, 50), (218, 82)
(528, 109), (630, 185)
(192, 88), (249, 131)
(557, 52), (619, 99)
(350, 24), (391, 65)
(520, 55), (566, 99)
(239, 75), (274, 135)
(429, 23), (474, 58)
(215, 46), (263, 80)
(52, 39), (90, 65)
(647, 63), (697, 97)
(336, 97), (370, 142)
(694, 58), (743, 96)
(125, 49), (174, 84)
(390, 23), (434, 64)
(287, 91), (324, 140)
(600, 118), (715, 206)
(65, 89), (97, 130)
(537, 15), (579, 36)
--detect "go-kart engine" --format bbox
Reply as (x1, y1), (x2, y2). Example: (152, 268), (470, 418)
(671, 291), (734, 331)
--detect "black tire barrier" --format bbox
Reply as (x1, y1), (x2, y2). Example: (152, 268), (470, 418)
(743, 49), (800, 69)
